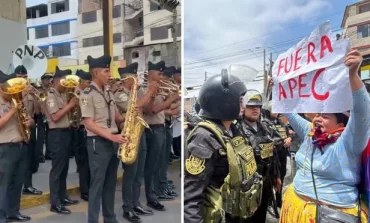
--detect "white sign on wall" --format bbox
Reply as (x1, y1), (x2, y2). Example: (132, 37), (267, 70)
(272, 21), (352, 113)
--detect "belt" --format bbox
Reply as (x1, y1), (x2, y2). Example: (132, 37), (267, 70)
(0, 141), (25, 146)
(149, 124), (164, 128)
(87, 132), (119, 139)
(49, 128), (70, 132)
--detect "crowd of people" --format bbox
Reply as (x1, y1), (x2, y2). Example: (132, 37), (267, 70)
(184, 49), (369, 223)
(0, 56), (181, 223)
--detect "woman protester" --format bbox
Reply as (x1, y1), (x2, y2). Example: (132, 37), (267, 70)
(279, 50), (369, 222)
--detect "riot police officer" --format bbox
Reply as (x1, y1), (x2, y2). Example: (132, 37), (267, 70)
(237, 94), (281, 222)
(184, 70), (263, 223)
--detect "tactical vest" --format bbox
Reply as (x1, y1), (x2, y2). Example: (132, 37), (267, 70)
(275, 124), (287, 139)
(239, 121), (276, 177)
(188, 121), (263, 223)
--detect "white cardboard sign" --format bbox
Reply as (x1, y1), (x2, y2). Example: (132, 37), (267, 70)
(271, 21), (352, 113)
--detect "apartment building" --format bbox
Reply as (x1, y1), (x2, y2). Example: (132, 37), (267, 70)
(26, 0), (78, 64)
(342, 0), (370, 79)
(77, 0), (124, 65)
(0, 0), (27, 73)
(123, 0), (181, 73)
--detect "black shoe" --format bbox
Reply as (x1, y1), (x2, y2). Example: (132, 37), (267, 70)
(6, 214), (30, 222)
(39, 156), (45, 163)
(133, 206), (153, 216)
(45, 155), (52, 160)
(167, 183), (176, 189)
(157, 193), (174, 201)
(170, 154), (179, 160)
(80, 194), (88, 202)
(147, 201), (165, 211)
(61, 198), (79, 206)
(123, 211), (141, 223)
(22, 187), (43, 195)
(50, 205), (71, 214)
(164, 189), (178, 197)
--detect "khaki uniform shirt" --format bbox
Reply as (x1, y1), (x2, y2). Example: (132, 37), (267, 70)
(45, 88), (70, 129)
(143, 93), (165, 125)
(114, 86), (145, 118)
(0, 97), (23, 143)
(23, 93), (35, 117)
(79, 81), (118, 137)
(75, 87), (83, 126)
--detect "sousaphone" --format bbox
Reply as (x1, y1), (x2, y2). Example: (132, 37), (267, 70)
(12, 44), (47, 79)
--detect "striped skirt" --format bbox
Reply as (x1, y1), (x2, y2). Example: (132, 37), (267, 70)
(279, 185), (368, 223)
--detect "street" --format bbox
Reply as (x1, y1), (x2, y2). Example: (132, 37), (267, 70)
(22, 162), (181, 223)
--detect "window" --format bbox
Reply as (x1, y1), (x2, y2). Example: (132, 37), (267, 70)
(53, 43), (71, 57)
(113, 33), (122, 43)
(82, 11), (97, 24)
(51, 22), (70, 36)
(152, 51), (161, 56)
(359, 3), (370, 14)
(357, 23), (370, 38)
(51, 0), (69, 14)
(150, 2), (161, 11)
(132, 51), (139, 58)
(82, 36), (104, 47)
(150, 26), (169, 41)
(113, 5), (121, 18)
(39, 46), (50, 57)
(35, 26), (49, 39)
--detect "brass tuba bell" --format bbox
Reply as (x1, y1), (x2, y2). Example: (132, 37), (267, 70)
(60, 74), (81, 128)
(0, 77), (31, 142)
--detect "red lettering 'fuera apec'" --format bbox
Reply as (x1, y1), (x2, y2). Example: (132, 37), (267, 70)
(288, 78), (297, 98)
(298, 74), (309, 98)
(277, 58), (286, 76)
(284, 54), (293, 74)
(278, 83), (287, 100)
(320, 35), (333, 59)
(311, 68), (329, 100)
(307, 42), (317, 64)
(293, 48), (302, 71)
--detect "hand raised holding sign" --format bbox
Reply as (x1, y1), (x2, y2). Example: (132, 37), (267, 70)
(345, 50), (363, 77)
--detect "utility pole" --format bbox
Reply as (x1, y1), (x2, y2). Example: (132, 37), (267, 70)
(204, 71), (208, 81)
(263, 48), (267, 96)
(269, 52), (272, 76)
(102, 0), (113, 76)
(171, 8), (179, 68)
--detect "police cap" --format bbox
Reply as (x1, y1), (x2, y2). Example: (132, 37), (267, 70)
(148, 61), (165, 72)
(87, 55), (111, 69)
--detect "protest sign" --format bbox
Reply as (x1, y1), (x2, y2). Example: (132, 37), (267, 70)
(271, 21), (352, 113)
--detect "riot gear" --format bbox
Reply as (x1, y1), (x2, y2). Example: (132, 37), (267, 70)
(198, 69), (247, 121)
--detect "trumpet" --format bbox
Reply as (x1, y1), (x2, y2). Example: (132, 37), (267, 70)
(141, 78), (180, 97)
(28, 85), (47, 102)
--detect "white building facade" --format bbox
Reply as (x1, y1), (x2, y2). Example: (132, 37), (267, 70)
(27, 0), (78, 62)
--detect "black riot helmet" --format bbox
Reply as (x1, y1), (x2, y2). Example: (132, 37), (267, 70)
(198, 69), (247, 121)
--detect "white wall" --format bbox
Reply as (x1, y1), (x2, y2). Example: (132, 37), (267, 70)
(0, 18), (27, 73)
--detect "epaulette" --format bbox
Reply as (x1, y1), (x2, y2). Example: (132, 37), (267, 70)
(83, 87), (92, 94)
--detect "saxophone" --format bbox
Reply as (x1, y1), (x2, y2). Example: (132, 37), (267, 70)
(118, 76), (149, 165)
(60, 75), (81, 128)
(0, 78), (31, 142)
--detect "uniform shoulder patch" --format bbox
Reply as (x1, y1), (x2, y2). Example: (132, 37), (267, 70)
(83, 87), (92, 94)
(185, 154), (206, 175)
(47, 99), (55, 108)
(80, 97), (88, 106)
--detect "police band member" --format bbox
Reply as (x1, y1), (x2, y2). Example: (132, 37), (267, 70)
(143, 61), (180, 210)
(158, 66), (179, 197)
(80, 55), (126, 223)
(237, 94), (281, 222)
(0, 71), (33, 223)
(114, 62), (159, 222)
(73, 69), (92, 202)
(45, 66), (79, 214)
(184, 71), (263, 223)
(13, 65), (43, 196)
(38, 73), (53, 161)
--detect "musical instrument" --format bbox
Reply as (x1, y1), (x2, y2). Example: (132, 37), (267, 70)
(12, 45), (47, 79)
(28, 85), (47, 102)
(141, 78), (180, 97)
(0, 78), (31, 142)
(118, 76), (149, 165)
(60, 75), (81, 128)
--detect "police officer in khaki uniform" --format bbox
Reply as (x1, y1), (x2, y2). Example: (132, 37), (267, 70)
(37, 73), (53, 161)
(158, 66), (179, 198)
(80, 55), (126, 223)
(184, 70), (263, 223)
(114, 62), (158, 222)
(0, 71), (33, 223)
(142, 61), (180, 211)
(73, 69), (91, 202)
(12, 65), (43, 196)
(45, 66), (79, 214)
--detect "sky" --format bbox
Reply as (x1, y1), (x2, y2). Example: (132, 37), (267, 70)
(184, 0), (359, 89)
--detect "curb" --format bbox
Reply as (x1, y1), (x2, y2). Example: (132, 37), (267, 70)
(21, 160), (180, 209)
